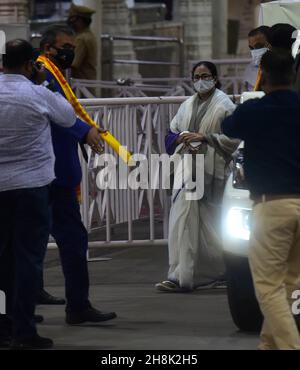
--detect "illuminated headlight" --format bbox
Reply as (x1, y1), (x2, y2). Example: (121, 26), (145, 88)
(232, 148), (248, 190)
(225, 207), (251, 241)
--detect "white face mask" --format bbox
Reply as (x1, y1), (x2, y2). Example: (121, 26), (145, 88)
(251, 47), (268, 66)
(193, 79), (215, 94)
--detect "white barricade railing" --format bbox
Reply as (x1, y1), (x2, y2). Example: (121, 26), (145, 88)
(72, 66), (248, 99)
(75, 95), (240, 249)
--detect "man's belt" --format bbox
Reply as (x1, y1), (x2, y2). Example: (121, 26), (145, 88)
(252, 194), (300, 205)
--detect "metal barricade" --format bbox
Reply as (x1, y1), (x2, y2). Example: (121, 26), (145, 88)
(102, 34), (185, 80)
(72, 75), (244, 99)
(76, 95), (240, 249)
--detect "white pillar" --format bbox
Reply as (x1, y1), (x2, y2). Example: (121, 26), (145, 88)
(212, 0), (228, 59)
(174, 0), (213, 67)
(102, 0), (140, 79)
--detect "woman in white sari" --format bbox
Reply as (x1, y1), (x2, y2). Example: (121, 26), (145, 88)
(156, 61), (239, 292)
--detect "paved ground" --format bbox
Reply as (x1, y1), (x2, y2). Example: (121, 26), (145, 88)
(36, 244), (259, 350)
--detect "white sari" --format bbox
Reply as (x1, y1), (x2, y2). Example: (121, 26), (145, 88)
(168, 89), (239, 289)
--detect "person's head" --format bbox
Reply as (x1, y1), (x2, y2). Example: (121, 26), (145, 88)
(248, 26), (271, 66)
(191, 61), (221, 96)
(260, 49), (295, 93)
(2, 39), (35, 79)
(67, 3), (95, 33)
(248, 26), (271, 50)
(40, 25), (75, 70)
(269, 23), (296, 50)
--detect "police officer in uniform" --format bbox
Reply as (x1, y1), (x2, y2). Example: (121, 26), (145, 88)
(68, 3), (98, 81)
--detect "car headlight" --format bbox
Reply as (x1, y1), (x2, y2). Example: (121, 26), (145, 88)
(232, 148), (248, 190)
(225, 207), (251, 241)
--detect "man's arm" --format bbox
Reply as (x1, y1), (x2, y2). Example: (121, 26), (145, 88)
(42, 87), (76, 128)
(58, 117), (105, 153)
(40, 76), (104, 150)
(65, 117), (91, 142)
(221, 103), (250, 140)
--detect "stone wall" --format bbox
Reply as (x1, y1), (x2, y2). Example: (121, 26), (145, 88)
(0, 0), (28, 23)
(102, 0), (140, 79)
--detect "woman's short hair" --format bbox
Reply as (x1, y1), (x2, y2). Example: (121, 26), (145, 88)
(191, 61), (222, 89)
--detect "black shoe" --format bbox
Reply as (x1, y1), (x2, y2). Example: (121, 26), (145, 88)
(0, 316), (44, 348)
(66, 306), (117, 325)
(37, 289), (66, 305)
(34, 314), (44, 324)
(10, 334), (53, 350)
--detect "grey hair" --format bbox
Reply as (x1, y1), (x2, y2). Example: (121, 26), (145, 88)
(40, 25), (75, 50)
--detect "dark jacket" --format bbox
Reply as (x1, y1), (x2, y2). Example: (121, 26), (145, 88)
(46, 71), (91, 188)
(222, 90), (300, 197)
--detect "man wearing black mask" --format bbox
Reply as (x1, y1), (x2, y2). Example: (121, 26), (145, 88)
(37, 26), (117, 324)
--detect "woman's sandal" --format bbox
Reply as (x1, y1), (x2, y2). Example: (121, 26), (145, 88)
(155, 280), (191, 293)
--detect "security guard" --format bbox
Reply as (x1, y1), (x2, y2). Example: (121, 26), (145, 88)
(68, 3), (97, 80)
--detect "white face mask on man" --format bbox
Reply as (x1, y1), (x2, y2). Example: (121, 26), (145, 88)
(251, 47), (268, 66)
(193, 79), (216, 94)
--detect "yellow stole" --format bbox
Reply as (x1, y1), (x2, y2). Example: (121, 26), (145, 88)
(37, 55), (132, 164)
(254, 67), (262, 91)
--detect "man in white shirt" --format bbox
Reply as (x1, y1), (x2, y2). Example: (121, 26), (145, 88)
(0, 39), (76, 349)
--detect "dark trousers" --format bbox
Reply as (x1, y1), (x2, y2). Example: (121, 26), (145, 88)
(0, 186), (49, 339)
(0, 244), (14, 339)
(41, 184), (90, 312)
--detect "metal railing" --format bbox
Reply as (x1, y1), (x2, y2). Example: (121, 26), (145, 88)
(76, 95), (240, 248)
(71, 77), (191, 98)
(189, 58), (251, 70)
(72, 75), (245, 99)
(102, 34), (185, 80)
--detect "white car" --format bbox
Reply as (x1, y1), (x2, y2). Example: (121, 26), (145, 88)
(222, 92), (300, 332)
(222, 154), (262, 332)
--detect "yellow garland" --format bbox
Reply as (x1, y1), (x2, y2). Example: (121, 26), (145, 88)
(37, 55), (132, 164)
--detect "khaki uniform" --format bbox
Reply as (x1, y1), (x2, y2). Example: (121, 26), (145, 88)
(249, 198), (300, 350)
(68, 3), (97, 81)
(72, 28), (97, 81)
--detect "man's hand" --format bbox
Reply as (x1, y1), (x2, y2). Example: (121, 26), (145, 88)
(32, 63), (48, 85)
(86, 127), (107, 154)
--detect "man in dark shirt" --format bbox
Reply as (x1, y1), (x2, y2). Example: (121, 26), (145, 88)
(37, 26), (116, 325)
(222, 50), (300, 350)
